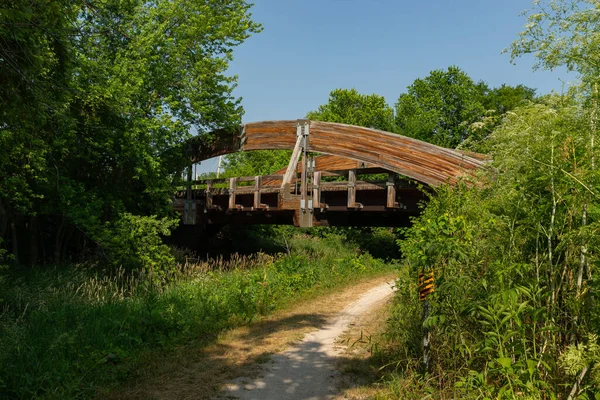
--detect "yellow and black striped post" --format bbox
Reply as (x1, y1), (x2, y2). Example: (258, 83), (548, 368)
(419, 269), (435, 372)
(418, 270), (435, 301)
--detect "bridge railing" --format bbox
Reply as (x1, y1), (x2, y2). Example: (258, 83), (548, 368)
(177, 168), (420, 212)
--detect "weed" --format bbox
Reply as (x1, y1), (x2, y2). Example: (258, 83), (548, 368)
(0, 232), (393, 399)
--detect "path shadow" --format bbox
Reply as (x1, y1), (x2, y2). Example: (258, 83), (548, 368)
(219, 318), (382, 400)
(107, 312), (337, 400)
(220, 339), (370, 400)
(106, 278), (394, 400)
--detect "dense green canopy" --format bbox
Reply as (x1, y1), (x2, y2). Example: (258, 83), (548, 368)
(0, 0), (261, 265)
(307, 88), (395, 131)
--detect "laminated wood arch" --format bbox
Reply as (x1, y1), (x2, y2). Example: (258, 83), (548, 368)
(185, 120), (485, 186)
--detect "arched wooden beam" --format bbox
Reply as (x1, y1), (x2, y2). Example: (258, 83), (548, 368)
(272, 154), (376, 176)
(185, 120), (485, 186)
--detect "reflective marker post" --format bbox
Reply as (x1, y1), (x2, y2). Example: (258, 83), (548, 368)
(419, 270), (435, 372)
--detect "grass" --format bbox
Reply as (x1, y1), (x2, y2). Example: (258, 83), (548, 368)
(109, 273), (398, 399)
(340, 262), (461, 400)
(328, 262), (450, 400)
(334, 292), (397, 399)
(0, 232), (395, 399)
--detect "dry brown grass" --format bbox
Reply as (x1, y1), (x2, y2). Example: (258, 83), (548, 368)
(335, 291), (396, 400)
(104, 273), (397, 400)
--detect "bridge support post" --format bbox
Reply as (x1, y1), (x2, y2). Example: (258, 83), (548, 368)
(348, 169), (356, 208)
(228, 177), (237, 210)
(205, 180), (213, 212)
(386, 172), (398, 208)
(281, 123), (304, 189)
(313, 171), (321, 209)
(184, 164), (196, 225)
(347, 169), (363, 209)
(253, 176), (262, 209)
(297, 121), (313, 227)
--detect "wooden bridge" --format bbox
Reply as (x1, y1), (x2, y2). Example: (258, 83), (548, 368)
(173, 120), (485, 228)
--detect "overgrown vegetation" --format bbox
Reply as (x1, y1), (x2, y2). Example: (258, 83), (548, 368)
(381, 100), (600, 398)
(0, 0), (261, 265)
(5, 0), (600, 399)
(0, 230), (394, 399)
(376, 1), (600, 397)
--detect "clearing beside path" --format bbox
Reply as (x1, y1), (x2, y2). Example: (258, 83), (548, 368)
(109, 273), (396, 400)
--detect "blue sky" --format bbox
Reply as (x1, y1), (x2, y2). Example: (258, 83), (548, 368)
(198, 0), (575, 173)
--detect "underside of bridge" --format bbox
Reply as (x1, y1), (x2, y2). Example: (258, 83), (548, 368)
(173, 120), (485, 228)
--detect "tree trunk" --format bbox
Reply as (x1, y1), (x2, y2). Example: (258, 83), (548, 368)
(10, 220), (19, 265)
(29, 216), (38, 266)
(0, 198), (7, 241)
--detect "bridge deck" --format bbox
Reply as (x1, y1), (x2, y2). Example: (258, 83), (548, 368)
(174, 169), (425, 227)
(176, 120), (484, 228)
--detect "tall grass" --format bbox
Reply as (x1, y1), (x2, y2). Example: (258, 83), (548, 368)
(0, 233), (393, 399)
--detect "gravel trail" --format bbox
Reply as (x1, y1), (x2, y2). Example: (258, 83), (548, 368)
(221, 281), (395, 400)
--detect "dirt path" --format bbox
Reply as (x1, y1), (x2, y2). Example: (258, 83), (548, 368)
(109, 274), (396, 400)
(220, 280), (396, 400)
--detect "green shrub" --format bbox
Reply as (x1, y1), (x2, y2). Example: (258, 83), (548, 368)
(383, 103), (600, 398)
(0, 233), (394, 399)
(98, 213), (179, 274)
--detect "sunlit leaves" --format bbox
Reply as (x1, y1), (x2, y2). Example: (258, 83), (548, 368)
(511, 0), (600, 88)
(395, 66), (486, 147)
(307, 88), (395, 132)
(0, 0), (261, 264)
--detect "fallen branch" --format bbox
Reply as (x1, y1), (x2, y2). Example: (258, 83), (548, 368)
(567, 364), (589, 400)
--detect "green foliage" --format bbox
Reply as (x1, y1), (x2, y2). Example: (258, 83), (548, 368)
(395, 66), (537, 149)
(339, 227), (400, 260)
(224, 150), (291, 177)
(395, 66), (487, 147)
(98, 213), (179, 274)
(560, 334), (600, 390)
(307, 88), (395, 131)
(385, 99), (600, 397)
(458, 285), (554, 398)
(0, 233), (393, 399)
(0, 239), (7, 301)
(0, 0), (261, 263)
(510, 0), (600, 87)
(481, 84), (537, 115)
(383, 264), (422, 361)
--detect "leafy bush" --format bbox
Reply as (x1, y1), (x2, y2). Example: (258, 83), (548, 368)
(98, 213), (179, 274)
(384, 103), (600, 398)
(0, 233), (393, 399)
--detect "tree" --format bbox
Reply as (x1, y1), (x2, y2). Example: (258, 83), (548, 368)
(307, 88), (395, 131)
(511, 0), (600, 89)
(394, 66), (486, 148)
(224, 88), (395, 177)
(510, 1), (599, 175)
(461, 83), (537, 152)
(481, 84), (536, 114)
(0, 0), (261, 265)
(224, 150), (292, 177)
